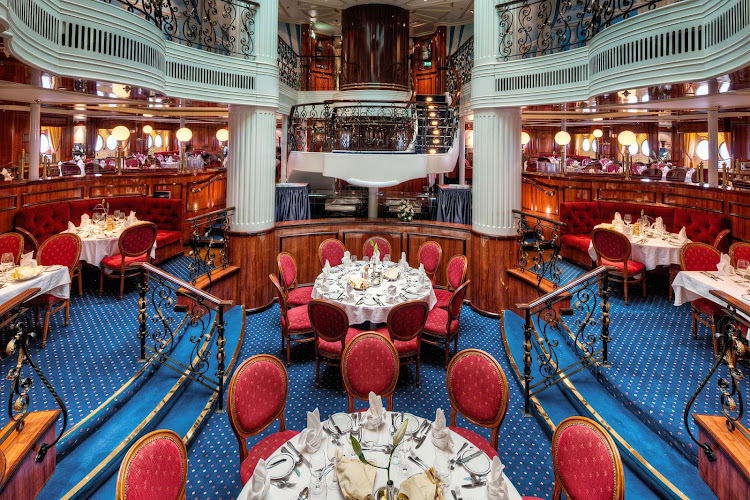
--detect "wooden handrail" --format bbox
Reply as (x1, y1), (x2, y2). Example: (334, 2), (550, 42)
(0, 288), (40, 317)
(189, 172), (225, 194)
(185, 206), (235, 224)
(710, 290), (750, 321)
(517, 265), (613, 310)
(522, 177), (556, 196)
(512, 208), (567, 226)
(136, 263), (233, 307)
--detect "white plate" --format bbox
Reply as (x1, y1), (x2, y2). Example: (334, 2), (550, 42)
(458, 448), (491, 476)
(44, 265), (64, 272)
(329, 413), (353, 433)
(266, 452), (296, 480)
(396, 413), (421, 435)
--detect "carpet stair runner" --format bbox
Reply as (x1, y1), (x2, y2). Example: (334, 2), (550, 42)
(501, 310), (717, 500)
(39, 305), (245, 499)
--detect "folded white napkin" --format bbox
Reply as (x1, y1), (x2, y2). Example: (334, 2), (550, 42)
(19, 251), (36, 267)
(128, 211), (137, 222)
(686, 168), (696, 182)
(717, 253), (736, 276)
(612, 212), (623, 225)
(653, 217), (665, 233)
(431, 408), (453, 451)
(399, 252), (409, 271)
(363, 392), (385, 430)
(1, 168), (12, 181)
(486, 457), (510, 500)
(80, 214), (91, 228)
(620, 224), (632, 240)
(343, 250), (351, 265)
(246, 458), (271, 500)
(678, 227), (688, 244)
(323, 260), (331, 277)
(298, 408), (324, 454)
(346, 282), (355, 301)
(661, 167), (670, 181)
(123, 219), (132, 229)
(67, 221), (76, 233)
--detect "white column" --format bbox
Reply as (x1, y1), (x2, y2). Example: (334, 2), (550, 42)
(227, 105), (277, 232)
(708, 107), (719, 187)
(472, 107), (522, 236)
(280, 115), (288, 182)
(368, 187), (378, 219)
(29, 101), (41, 180)
(458, 115), (466, 185)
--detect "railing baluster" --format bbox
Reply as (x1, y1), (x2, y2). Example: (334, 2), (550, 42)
(216, 306), (226, 412)
(523, 310), (533, 416)
(600, 272), (611, 367)
(137, 268), (149, 362)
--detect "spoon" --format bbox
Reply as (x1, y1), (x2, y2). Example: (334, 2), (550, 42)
(297, 487), (309, 499)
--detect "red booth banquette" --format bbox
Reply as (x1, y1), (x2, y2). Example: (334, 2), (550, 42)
(560, 201), (730, 267)
(14, 197), (185, 264)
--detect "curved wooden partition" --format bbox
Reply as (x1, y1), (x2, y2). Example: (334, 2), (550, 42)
(523, 172), (750, 242)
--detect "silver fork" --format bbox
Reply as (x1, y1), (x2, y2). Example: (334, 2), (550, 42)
(450, 443), (469, 469)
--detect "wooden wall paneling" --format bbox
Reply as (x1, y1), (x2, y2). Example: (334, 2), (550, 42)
(562, 187), (592, 202)
(89, 184), (149, 198)
(522, 182), (559, 214)
(728, 201), (750, 242)
(661, 193), (724, 213)
(342, 231), (403, 260)
(229, 229), (275, 312)
(405, 233), (467, 288)
(21, 187), (85, 206)
(470, 233), (516, 316)
(154, 183), (184, 200)
(596, 188), (656, 204)
(278, 231), (340, 285)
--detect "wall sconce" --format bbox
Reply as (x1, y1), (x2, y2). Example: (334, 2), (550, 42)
(592, 129), (603, 159)
(554, 131), (571, 174)
(176, 127), (193, 172)
(617, 130), (637, 179)
(111, 125), (131, 175)
(521, 131), (531, 147)
(216, 128), (228, 162)
(142, 125), (153, 135)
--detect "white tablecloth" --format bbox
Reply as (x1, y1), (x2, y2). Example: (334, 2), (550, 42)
(588, 227), (686, 270)
(672, 271), (750, 309)
(72, 224), (157, 267)
(0, 267), (71, 305)
(237, 411), (522, 500)
(310, 263), (437, 324)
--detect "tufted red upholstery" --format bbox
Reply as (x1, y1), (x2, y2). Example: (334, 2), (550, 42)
(674, 208), (731, 244)
(448, 426), (499, 459)
(599, 202), (675, 232)
(680, 243), (721, 272)
(448, 353), (504, 423)
(14, 204), (71, 244)
(155, 231), (182, 248)
(232, 359), (286, 434)
(319, 239), (345, 267)
(418, 241), (442, 273)
(0, 233), (23, 264)
(102, 254), (148, 269)
(553, 419), (623, 500)
(363, 237), (392, 259)
(560, 234), (592, 254)
(560, 202), (599, 235)
(120, 433), (186, 500)
(239, 430), (299, 484)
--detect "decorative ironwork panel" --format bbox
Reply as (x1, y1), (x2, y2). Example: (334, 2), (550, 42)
(447, 38), (473, 97)
(513, 209), (565, 295)
(496, 0), (668, 61)
(187, 207), (235, 292)
(278, 36), (301, 89)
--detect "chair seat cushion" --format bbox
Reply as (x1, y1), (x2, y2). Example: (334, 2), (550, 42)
(317, 328), (368, 355)
(281, 306), (312, 331)
(288, 287), (314, 307)
(25, 293), (61, 306)
(448, 426), (498, 459)
(560, 234), (592, 253)
(371, 327), (418, 354)
(692, 298), (725, 317)
(601, 258), (646, 274)
(101, 253), (148, 269)
(240, 430), (300, 484)
(434, 288), (452, 309)
(155, 230), (181, 248)
(423, 308), (459, 336)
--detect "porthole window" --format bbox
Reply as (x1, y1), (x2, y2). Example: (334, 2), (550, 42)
(582, 138), (591, 152)
(719, 142), (730, 160)
(628, 141), (638, 156)
(592, 139), (598, 153)
(95, 134), (104, 152)
(696, 140), (709, 161)
(40, 134), (51, 154)
(105, 134), (118, 151)
(641, 139), (650, 157)
(147, 135), (153, 148)
(154, 134), (163, 148)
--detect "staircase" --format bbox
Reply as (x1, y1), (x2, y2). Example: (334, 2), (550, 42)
(413, 94), (454, 154)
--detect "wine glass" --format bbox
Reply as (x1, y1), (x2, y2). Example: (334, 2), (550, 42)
(433, 452), (452, 487)
(383, 254), (391, 266)
(737, 259), (749, 280)
(309, 449), (327, 498)
(397, 437), (413, 479)
(1, 252), (14, 273)
(325, 439), (341, 491)
(624, 214), (632, 225)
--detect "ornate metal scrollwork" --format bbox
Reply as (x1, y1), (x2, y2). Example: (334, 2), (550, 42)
(513, 209), (565, 295)
(278, 36), (301, 89)
(446, 38), (474, 98)
(187, 207), (234, 292)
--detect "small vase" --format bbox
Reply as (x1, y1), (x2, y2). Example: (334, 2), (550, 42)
(375, 480), (398, 500)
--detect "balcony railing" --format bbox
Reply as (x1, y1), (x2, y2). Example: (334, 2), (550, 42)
(496, 0), (676, 61)
(446, 38), (474, 98)
(104, 0), (259, 58)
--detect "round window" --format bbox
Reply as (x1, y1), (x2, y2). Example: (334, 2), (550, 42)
(628, 142), (638, 156)
(154, 134), (163, 148)
(696, 140), (709, 161)
(95, 134), (104, 152)
(641, 139), (650, 157)
(582, 138), (591, 152)
(592, 139), (598, 153)
(147, 135), (153, 148)
(40, 134), (51, 154)
(105, 134), (118, 151)
(719, 142), (730, 160)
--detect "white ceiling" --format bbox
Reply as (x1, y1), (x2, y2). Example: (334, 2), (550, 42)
(278, 0), (474, 36)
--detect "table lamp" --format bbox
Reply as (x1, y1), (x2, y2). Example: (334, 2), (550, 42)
(176, 127), (193, 172)
(555, 131), (571, 174)
(111, 125), (131, 175)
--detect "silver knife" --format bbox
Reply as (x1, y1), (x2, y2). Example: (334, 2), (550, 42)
(461, 481), (486, 489)
(408, 455), (428, 471)
(456, 450), (483, 465)
(415, 422), (432, 449)
(267, 457), (287, 469)
(286, 442), (312, 470)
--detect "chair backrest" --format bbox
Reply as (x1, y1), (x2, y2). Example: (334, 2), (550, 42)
(713, 229), (731, 254)
(680, 242), (721, 272)
(551, 416), (625, 500)
(591, 228), (631, 263)
(729, 242), (750, 266)
(115, 429), (188, 500)
(0, 232), (24, 264)
(308, 299), (349, 345)
(277, 252), (298, 290)
(14, 227), (39, 257)
(387, 301), (429, 342)
(37, 233), (82, 274)
(446, 349), (509, 446)
(119, 223), (158, 258)
(318, 238), (345, 267)
(418, 241), (442, 275)
(341, 332), (399, 403)
(606, 163), (621, 173)
(269, 274), (288, 315)
(227, 355), (289, 443)
(449, 280), (470, 320)
(363, 237), (392, 259)
(445, 254), (468, 290)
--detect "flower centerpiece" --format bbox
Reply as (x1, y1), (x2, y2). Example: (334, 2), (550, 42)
(397, 200), (414, 222)
(351, 419), (408, 500)
(94, 198), (110, 217)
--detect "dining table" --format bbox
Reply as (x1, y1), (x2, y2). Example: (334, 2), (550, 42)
(0, 265), (71, 305)
(237, 410), (522, 500)
(672, 270), (750, 312)
(588, 223), (687, 270)
(310, 261), (437, 325)
(69, 220), (156, 267)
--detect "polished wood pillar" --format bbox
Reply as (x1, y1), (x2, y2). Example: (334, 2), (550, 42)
(469, 232), (517, 316)
(228, 230), (276, 312)
(693, 414), (750, 500)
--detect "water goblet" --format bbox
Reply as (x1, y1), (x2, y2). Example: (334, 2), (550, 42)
(433, 453), (452, 487)
(309, 449), (327, 498)
(1, 252), (14, 273)
(738, 259), (749, 281)
(383, 254), (391, 266)
(624, 214), (632, 225)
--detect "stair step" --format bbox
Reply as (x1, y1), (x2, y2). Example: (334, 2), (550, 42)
(501, 310), (715, 500)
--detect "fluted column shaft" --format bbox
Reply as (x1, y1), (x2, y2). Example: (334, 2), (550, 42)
(227, 104), (277, 233)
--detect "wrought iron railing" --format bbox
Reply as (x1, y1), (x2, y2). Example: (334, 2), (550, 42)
(684, 290), (750, 461)
(513, 209), (566, 295)
(278, 36), (300, 89)
(1, 288), (68, 461)
(186, 207), (234, 292)
(496, 0), (671, 61)
(517, 266), (612, 415)
(136, 263), (232, 411)
(105, 0), (259, 58)
(446, 38), (474, 98)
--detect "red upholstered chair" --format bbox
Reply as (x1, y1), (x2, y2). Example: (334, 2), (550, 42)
(434, 255), (468, 309)
(14, 227), (39, 258)
(99, 223), (158, 300)
(446, 349), (509, 457)
(115, 429), (188, 500)
(713, 229), (731, 254)
(373, 301), (429, 386)
(680, 243), (724, 353)
(363, 236), (392, 260)
(270, 274), (314, 366)
(591, 228), (646, 305)
(341, 332), (400, 412)
(730, 241), (750, 267)
(551, 417), (625, 500)
(24, 233), (82, 347)
(423, 280), (470, 367)
(227, 355), (299, 486)
(277, 252), (313, 307)
(318, 238), (346, 268)
(308, 299), (366, 386)
(0, 232), (24, 264)
(418, 241), (442, 283)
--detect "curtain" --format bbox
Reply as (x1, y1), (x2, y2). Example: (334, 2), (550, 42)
(47, 126), (62, 161)
(684, 133), (697, 167)
(435, 185), (472, 225)
(275, 184), (311, 222)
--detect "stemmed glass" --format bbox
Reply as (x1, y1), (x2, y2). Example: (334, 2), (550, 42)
(309, 449), (327, 498)
(737, 259), (749, 281)
(325, 437), (341, 491)
(624, 214), (632, 225)
(1, 252), (14, 273)
(383, 254), (391, 266)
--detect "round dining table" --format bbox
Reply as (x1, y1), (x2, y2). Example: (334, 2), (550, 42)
(310, 262), (437, 324)
(587, 223), (687, 270)
(70, 222), (157, 267)
(237, 411), (522, 500)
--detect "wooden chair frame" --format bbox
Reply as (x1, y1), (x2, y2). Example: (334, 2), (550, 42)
(418, 240), (442, 282)
(713, 228), (731, 254)
(362, 236), (392, 260)
(423, 280), (470, 367)
(99, 222), (157, 299)
(551, 416), (625, 500)
(115, 429), (188, 500)
(318, 238), (346, 268)
(308, 299), (349, 387)
(436, 254), (468, 291)
(446, 349), (509, 451)
(680, 242), (723, 353)
(277, 252), (300, 292)
(227, 355), (289, 466)
(591, 227), (645, 305)
(0, 231), (24, 265)
(729, 241), (750, 267)
(341, 332), (400, 412)
(270, 274), (314, 365)
(385, 300), (429, 387)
